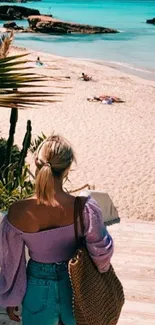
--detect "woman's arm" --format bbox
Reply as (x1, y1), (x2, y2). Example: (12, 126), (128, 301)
(0, 214), (27, 313)
(83, 197), (114, 272)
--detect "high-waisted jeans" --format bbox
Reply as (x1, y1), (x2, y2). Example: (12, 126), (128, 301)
(22, 259), (76, 325)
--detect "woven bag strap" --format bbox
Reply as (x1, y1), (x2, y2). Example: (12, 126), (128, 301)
(74, 196), (87, 246)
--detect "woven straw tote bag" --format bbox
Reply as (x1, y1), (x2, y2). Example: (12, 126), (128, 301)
(68, 197), (125, 325)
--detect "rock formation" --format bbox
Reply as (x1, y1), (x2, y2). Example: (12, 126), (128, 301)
(1, 8), (118, 35)
(27, 15), (118, 34)
(146, 18), (155, 25)
(0, 0), (41, 2)
(3, 21), (24, 30)
(0, 0), (27, 2)
(0, 5), (40, 20)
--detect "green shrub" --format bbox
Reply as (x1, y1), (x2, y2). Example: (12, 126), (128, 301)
(0, 164), (34, 211)
(0, 132), (48, 211)
(0, 137), (20, 171)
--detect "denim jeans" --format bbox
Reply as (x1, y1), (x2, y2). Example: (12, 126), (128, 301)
(22, 259), (76, 325)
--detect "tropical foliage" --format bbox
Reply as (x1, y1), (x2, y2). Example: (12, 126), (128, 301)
(0, 131), (48, 211)
(0, 32), (61, 210)
(30, 132), (47, 154)
(0, 137), (20, 171)
(0, 54), (59, 109)
(0, 164), (34, 211)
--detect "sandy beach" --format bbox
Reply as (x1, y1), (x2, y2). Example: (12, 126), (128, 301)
(0, 45), (155, 221)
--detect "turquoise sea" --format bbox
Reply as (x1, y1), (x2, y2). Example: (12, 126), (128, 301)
(0, 0), (155, 77)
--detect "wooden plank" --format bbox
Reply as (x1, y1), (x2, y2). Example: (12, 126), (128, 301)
(110, 221), (155, 325)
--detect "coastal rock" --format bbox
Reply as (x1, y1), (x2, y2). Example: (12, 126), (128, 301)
(28, 15), (118, 34)
(3, 21), (17, 28)
(0, 0), (41, 2)
(0, 5), (40, 20)
(3, 21), (24, 30)
(0, 0), (27, 2)
(146, 18), (155, 24)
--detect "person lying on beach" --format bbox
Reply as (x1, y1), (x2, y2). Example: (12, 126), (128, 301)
(87, 95), (124, 103)
(36, 56), (44, 67)
(81, 72), (92, 81)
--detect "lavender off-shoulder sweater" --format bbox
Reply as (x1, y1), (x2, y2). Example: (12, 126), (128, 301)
(0, 197), (113, 307)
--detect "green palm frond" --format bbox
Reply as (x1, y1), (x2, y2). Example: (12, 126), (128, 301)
(0, 54), (61, 108)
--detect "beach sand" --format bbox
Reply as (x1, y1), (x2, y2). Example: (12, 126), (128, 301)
(0, 46), (155, 221)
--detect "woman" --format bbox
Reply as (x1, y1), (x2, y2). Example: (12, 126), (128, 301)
(0, 134), (113, 325)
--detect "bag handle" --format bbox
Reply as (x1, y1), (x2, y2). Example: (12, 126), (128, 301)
(74, 196), (87, 246)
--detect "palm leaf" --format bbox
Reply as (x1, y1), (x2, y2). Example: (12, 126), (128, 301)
(0, 52), (30, 63)
(0, 54), (62, 108)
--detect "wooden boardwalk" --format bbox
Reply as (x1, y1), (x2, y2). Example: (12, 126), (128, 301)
(111, 221), (155, 325)
(0, 220), (155, 324)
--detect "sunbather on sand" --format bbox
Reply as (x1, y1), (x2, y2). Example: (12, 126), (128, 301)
(81, 72), (92, 81)
(87, 95), (124, 103)
(36, 56), (44, 67)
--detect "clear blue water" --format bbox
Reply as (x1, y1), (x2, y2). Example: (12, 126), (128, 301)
(0, 0), (155, 74)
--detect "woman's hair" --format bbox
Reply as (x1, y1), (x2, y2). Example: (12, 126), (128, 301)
(35, 134), (75, 205)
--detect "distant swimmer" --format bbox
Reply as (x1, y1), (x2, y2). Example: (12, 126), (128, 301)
(36, 56), (44, 67)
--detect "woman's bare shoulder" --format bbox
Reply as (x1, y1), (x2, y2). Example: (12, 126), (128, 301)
(7, 197), (36, 230)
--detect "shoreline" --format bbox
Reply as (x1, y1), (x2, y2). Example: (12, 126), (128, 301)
(0, 23), (154, 80)
(0, 28), (155, 80)
(14, 42), (155, 82)
(12, 45), (155, 83)
(0, 0), (155, 81)
(86, 59), (155, 82)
